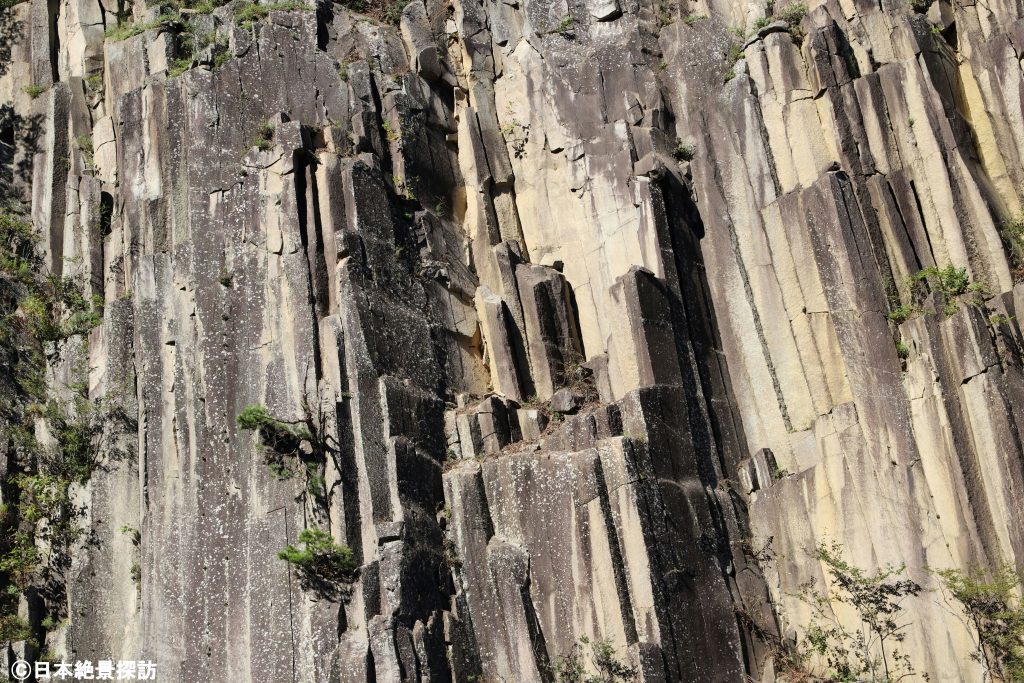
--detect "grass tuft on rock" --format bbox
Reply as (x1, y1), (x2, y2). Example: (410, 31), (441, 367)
(104, 11), (182, 41)
(22, 84), (48, 99)
(233, 1), (310, 29)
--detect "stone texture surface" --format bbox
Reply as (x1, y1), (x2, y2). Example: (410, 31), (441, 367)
(3, 0), (1024, 678)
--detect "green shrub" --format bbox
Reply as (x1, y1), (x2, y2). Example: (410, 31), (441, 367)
(990, 313), (1015, 326)
(0, 533), (41, 590)
(723, 42), (744, 82)
(236, 403), (278, 431)
(167, 27), (229, 78)
(673, 138), (695, 161)
(554, 636), (637, 682)
(20, 275), (103, 341)
(778, 2), (807, 24)
(213, 49), (232, 69)
(887, 303), (916, 324)
(778, 2), (807, 41)
(938, 265), (970, 294)
(383, 0), (410, 24)
(104, 12), (180, 41)
(548, 14), (573, 36)
(0, 210), (38, 280)
(338, 58), (353, 81)
(278, 528), (356, 583)
(85, 73), (104, 93)
(1001, 210), (1024, 280)
(236, 402), (314, 478)
(188, 0), (218, 13)
(793, 542), (923, 681)
(233, 1), (310, 29)
(0, 613), (32, 645)
(119, 525), (141, 544)
(251, 122), (275, 151)
(22, 84), (48, 99)
(74, 134), (93, 154)
(168, 57), (193, 77)
(0, 206), (105, 650)
(655, 0), (675, 27)
(908, 264), (971, 315)
(936, 564), (1024, 680)
(499, 118), (529, 158)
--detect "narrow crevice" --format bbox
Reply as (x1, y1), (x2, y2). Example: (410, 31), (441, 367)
(593, 458), (639, 645)
(725, 214), (794, 432)
(520, 568), (554, 681)
(885, 178), (925, 274)
(47, 0), (60, 82)
(909, 178), (939, 267)
(293, 150), (326, 383)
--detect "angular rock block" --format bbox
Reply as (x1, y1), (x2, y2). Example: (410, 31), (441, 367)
(444, 439), (660, 681)
(609, 267), (683, 397)
(450, 395), (522, 458)
(474, 285), (525, 400)
(737, 448), (779, 494)
(516, 263), (583, 400)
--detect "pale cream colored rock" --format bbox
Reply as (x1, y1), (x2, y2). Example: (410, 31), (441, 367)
(92, 116), (117, 183)
(474, 285), (524, 400)
(790, 97), (832, 187)
(58, 0), (106, 78)
(146, 33), (172, 75)
(958, 61), (1021, 215)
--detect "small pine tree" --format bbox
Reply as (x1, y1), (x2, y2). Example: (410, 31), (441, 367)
(236, 403), (313, 477)
(278, 528), (357, 595)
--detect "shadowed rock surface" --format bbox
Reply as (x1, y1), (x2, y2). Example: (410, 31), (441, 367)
(2, 0), (1024, 678)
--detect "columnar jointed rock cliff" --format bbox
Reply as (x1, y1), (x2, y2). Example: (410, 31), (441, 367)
(2, 0), (1024, 676)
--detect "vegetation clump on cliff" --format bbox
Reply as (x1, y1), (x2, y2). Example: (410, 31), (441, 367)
(278, 528), (356, 582)
(237, 404), (355, 597)
(554, 636), (637, 682)
(0, 205), (105, 649)
(1001, 210), (1024, 281)
(744, 541), (926, 682)
(936, 564), (1024, 681)
(234, 1), (310, 28)
(799, 542), (923, 681)
(778, 2), (807, 40)
(888, 264), (991, 327)
(236, 403), (312, 476)
(104, 9), (184, 41)
(236, 400), (338, 508)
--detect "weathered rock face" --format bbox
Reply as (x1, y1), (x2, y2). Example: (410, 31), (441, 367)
(3, 0), (1024, 677)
